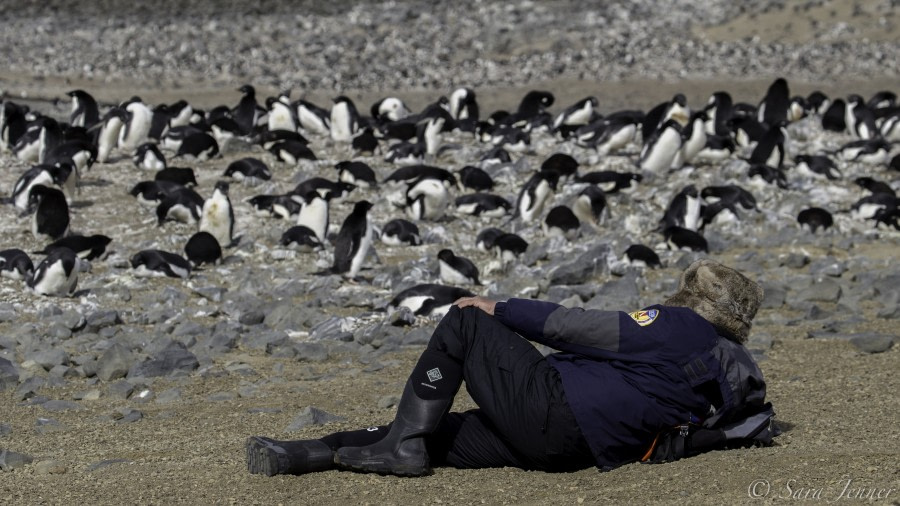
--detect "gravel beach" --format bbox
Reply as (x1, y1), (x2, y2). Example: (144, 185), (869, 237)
(1, 1), (898, 504)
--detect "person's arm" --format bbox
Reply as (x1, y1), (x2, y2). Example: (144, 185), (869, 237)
(456, 296), (628, 356)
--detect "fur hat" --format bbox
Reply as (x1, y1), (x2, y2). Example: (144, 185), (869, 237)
(664, 259), (764, 343)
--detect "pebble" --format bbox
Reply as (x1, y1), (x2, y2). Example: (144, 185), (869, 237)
(34, 460), (67, 475)
(285, 406), (347, 432)
(849, 335), (894, 354)
(97, 343), (133, 382)
(0, 423), (10, 437)
(155, 388), (183, 404)
(35, 417), (65, 434)
(0, 449), (33, 471)
(0, 358), (18, 391)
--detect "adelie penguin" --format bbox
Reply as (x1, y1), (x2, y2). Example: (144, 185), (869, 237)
(0, 248), (34, 281)
(380, 218), (421, 246)
(406, 177), (449, 221)
(660, 185), (702, 232)
(639, 119), (683, 174)
(294, 190), (330, 244)
(280, 226), (323, 252)
(794, 155), (841, 180)
(28, 184), (70, 241)
(134, 143), (167, 170)
(514, 170), (559, 223)
(225, 157), (271, 183)
(623, 244), (661, 269)
(156, 187), (204, 225)
(27, 247), (80, 297)
(797, 207), (833, 233)
(12, 163), (74, 210)
(336, 161), (377, 189)
(67, 89), (100, 128)
(131, 250), (192, 279)
(330, 200), (374, 279)
(330, 96), (361, 143)
(200, 181), (235, 248)
(662, 226), (708, 253)
(454, 193), (511, 218)
(233, 84), (261, 136)
(456, 165), (494, 192)
(295, 99), (331, 137)
(576, 171), (642, 194)
(387, 283), (474, 318)
(155, 167), (197, 187)
(185, 231), (223, 267)
(35, 234), (112, 261)
(118, 97), (154, 154)
(542, 205), (580, 240)
(437, 249), (480, 285)
(571, 185), (607, 231)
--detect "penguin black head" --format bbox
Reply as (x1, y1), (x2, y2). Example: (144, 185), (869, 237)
(353, 200), (374, 214)
(185, 231), (222, 267)
(238, 84), (255, 96)
(214, 181), (230, 195)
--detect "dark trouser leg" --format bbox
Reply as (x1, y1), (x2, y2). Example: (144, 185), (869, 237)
(424, 306), (594, 471)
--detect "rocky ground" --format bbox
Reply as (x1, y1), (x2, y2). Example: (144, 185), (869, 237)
(1, 1), (899, 504)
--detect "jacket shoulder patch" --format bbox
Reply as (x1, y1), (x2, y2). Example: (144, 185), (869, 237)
(629, 308), (660, 326)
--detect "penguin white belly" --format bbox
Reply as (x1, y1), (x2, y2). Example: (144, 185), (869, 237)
(98, 118), (124, 162)
(684, 195), (701, 231)
(439, 261), (474, 285)
(640, 128), (681, 173)
(200, 196), (232, 246)
(119, 103), (152, 152)
(330, 103), (353, 142)
(31, 261), (76, 296)
(347, 223), (373, 278)
(297, 200), (328, 243)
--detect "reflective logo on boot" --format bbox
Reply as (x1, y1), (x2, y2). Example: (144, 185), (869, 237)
(426, 367), (443, 382)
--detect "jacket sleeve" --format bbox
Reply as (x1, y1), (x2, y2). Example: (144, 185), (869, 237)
(494, 298), (626, 356)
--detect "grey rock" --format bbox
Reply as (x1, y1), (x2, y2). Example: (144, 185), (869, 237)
(86, 310), (122, 332)
(116, 408), (143, 423)
(86, 459), (132, 472)
(47, 323), (72, 340)
(192, 286), (226, 302)
(548, 244), (610, 286)
(49, 364), (77, 379)
(238, 310), (265, 326)
(172, 321), (209, 339)
(808, 258), (846, 277)
(309, 317), (353, 342)
(849, 335), (894, 354)
(237, 385), (259, 398)
(41, 400), (83, 412)
(402, 328), (432, 346)
(28, 349), (70, 371)
(107, 380), (135, 400)
(34, 460), (67, 475)
(52, 309), (86, 331)
(0, 423), (10, 437)
(294, 342), (328, 362)
(128, 342), (198, 378)
(781, 252), (809, 269)
(0, 309), (16, 323)
(872, 274), (900, 305)
(760, 282), (787, 309)
(155, 388), (182, 404)
(206, 392), (237, 402)
(876, 303), (900, 319)
(387, 306), (416, 327)
(377, 395), (400, 409)
(240, 330), (289, 353)
(15, 376), (44, 401)
(285, 406), (346, 432)
(97, 343), (133, 382)
(585, 273), (641, 310)
(225, 362), (257, 376)
(0, 449), (33, 471)
(0, 335), (15, 350)
(35, 417), (65, 434)
(264, 302), (320, 331)
(795, 278), (842, 303)
(0, 357), (18, 391)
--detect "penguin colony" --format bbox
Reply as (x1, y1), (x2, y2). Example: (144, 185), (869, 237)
(0, 79), (898, 320)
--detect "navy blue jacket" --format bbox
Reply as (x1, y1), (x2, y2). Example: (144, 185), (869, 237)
(494, 298), (767, 470)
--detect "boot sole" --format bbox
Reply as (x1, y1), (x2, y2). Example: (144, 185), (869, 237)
(334, 455), (430, 477)
(246, 437), (284, 477)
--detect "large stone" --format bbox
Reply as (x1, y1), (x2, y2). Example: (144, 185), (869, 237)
(86, 310), (122, 332)
(795, 278), (842, 303)
(27, 349), (70, 371)
(285, 406), (346, 432)
(0, 357), (18, 391)
(293, 342), (329, 362)
(585, 273), (641, 311)
(263, 302), (320, 331)
(97, 343), (133, 382)
(127, 342), (198, 378)
(849, 335), (894, 354)
(0, 449), (33, 471)
(548, 244), (611, 286)
(760, 282), (787, 309)
(309, 317), (353, 342)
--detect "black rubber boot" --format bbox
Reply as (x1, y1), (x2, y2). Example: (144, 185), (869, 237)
(246, 437), (334, 476)
(335, 380), (451, 476)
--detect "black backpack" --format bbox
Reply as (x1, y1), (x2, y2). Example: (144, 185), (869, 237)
(641, 403), (779, 463)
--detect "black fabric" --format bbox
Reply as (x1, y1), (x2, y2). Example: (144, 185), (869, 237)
(423, 306), (594, 471)
(409, 349), (463, 400)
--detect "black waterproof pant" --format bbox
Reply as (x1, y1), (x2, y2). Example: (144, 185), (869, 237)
(326, 306), (595, 471)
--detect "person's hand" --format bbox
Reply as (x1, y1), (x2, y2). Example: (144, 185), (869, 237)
(453, 296), (498, 315)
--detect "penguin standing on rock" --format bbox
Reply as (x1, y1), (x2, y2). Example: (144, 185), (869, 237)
(295, 190), (330, 244)
(514, 170), (559, 223)
(437, 249), (481, 285)
(200, 181), (235, 248)
(330, 96), (361, 143)
(119, 97), (154, 153)
(640, 120), (683, 174)
(571, 185), (607, 232)
(330, 200), (374, 279)
(660, 185), (702, 232)
(67, 90), (99, 128)
(27, 247), (80, 296)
